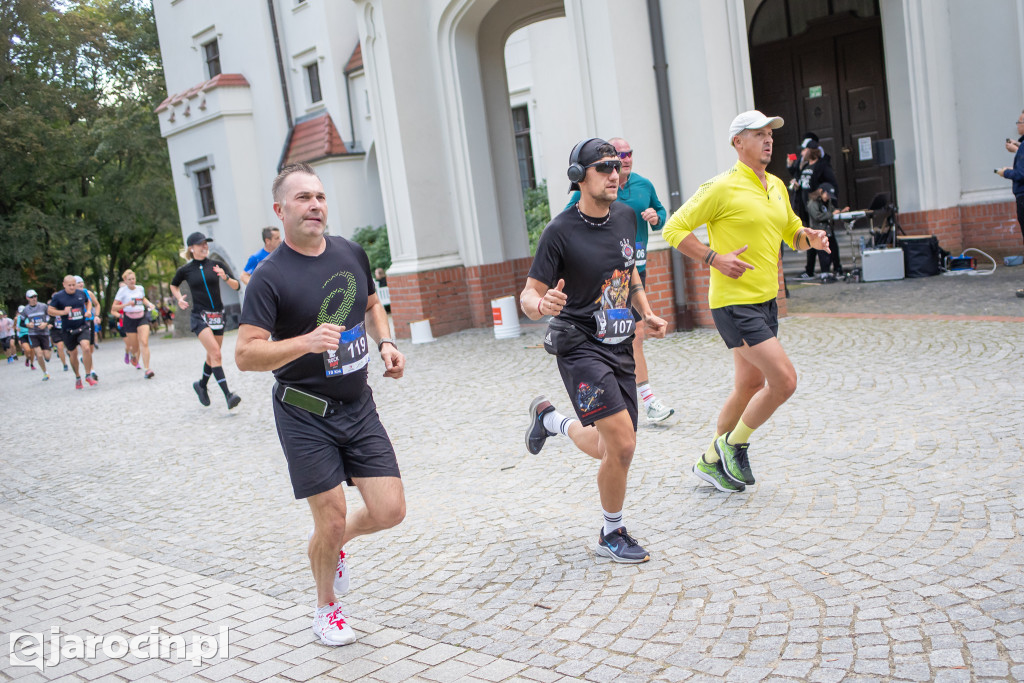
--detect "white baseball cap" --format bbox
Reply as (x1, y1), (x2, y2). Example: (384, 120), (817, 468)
(728, 110), (784, 145)
(26, 289), (37, 298)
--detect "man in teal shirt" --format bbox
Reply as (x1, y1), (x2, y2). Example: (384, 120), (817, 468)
(565, 137), (673, 422)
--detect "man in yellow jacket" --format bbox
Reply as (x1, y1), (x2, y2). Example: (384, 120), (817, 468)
(662, 110), (830, 493)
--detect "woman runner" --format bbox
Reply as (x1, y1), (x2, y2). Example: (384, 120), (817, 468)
(170, 232), (242, 409)
(112, 269), (157, 379)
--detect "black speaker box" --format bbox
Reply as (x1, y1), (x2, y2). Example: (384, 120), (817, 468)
(898, 235), (940, 278)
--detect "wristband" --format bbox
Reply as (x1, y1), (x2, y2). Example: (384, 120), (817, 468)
(377, 337), (397, 352)
(537, 298), (544, 316)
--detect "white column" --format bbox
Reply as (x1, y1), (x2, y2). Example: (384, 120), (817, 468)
(658, 0), (756, 194)
(352, 0), (465, 276)
(881, 0), (961, 212)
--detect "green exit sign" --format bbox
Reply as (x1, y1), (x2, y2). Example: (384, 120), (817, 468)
(808, 85), (822, 98)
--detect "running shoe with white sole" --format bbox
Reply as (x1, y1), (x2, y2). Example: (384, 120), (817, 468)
(307, 529), (349, 596)
(41, 373), (49, 381)
(645, 397), (675, 423)
(715, 433), (754, 486)
(525, 396), (556, 455)
(595, 526), (650, 563)
(311, 602), (356, 646)
(692, 455), (745, 492)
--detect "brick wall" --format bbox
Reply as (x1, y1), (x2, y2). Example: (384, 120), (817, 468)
(389, 252), (790, 339)
(900, 200), (1022, 256)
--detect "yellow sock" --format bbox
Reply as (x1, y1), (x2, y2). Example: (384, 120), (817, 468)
(727, 419), (755, 445)
(703, 433), (721, 463)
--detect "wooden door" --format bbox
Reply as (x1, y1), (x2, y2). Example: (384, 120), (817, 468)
(751, 16), (891, 211)
(835, 27), (892, 209)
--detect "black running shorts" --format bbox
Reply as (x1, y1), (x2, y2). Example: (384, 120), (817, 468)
(271, 384), (401, 499)
(555, 340), (638, 429)
(189, 309), (224, 337)
(60, 326), (90, 351)
(711, 299), (779, 349)
(122, 315), (150, 334)
(28, 334), (51, 350)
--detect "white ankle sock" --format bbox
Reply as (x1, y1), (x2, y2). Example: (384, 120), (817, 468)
(638, 382), (654, 408)
(602, 508), (623, 536)
(542, 409), (575, 437)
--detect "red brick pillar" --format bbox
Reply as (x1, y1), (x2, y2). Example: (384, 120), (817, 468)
(387, 257), (535, 339)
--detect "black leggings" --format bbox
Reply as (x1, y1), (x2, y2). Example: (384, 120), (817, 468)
(1016, 194), (1024, 245)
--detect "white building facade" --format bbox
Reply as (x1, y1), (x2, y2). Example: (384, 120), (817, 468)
(154, 0), (1024, 337)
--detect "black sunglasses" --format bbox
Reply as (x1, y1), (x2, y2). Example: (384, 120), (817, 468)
(587, 160), (622, 174)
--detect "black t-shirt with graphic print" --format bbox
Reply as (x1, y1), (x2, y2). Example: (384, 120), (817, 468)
(170, 259), (235, 314)
(528, 201), (637, 343)
(240, 236), (375, 403)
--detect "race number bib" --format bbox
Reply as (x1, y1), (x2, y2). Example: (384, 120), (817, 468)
(636, 242), (647, 269)
(323, 322), (369, 377)
(68, 308), (84, 321)
(54, 316), (62, 330)
(593, 308), (635, 344)
(202, 311), (225, 330)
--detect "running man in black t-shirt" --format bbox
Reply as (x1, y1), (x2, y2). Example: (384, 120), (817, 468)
(521, 138), (667, 564)
(170, 232), (242, 409)
(48, 275), (96, 390)
(236, 163), (406, 647)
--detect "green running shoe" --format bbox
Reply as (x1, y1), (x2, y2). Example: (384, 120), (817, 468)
(715, 433), (754, 486)
(692, 455), (744, 492)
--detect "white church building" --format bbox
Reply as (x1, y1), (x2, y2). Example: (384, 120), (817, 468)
(153, 0), (1024, 337)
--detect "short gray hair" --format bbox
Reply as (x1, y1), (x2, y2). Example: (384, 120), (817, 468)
(272, 163), (318, 203)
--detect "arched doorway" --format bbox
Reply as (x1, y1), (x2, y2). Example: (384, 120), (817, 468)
(749, 0), (892, 210)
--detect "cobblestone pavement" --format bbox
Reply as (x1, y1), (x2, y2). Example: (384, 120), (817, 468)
(2, 298), (1023, 681)
(784, 255), (1024, 318)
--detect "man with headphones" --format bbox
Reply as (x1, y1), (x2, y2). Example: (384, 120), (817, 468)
(566, 137), (673, 423)
(520, 138), (668, 563)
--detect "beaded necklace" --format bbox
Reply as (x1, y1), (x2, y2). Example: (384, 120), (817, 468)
(575, 202), (611, 228)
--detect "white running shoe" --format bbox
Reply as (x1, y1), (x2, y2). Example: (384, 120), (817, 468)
(645, 397), (675, 422)
(311, 602), (356, 646)
(308, 529), (349, 596)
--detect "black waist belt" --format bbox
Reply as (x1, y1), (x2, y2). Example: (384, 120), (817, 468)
(274, 383), (343, 417)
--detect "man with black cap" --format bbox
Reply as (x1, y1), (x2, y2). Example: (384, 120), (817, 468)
(170, 231), (242, 409)
(663, 110), (830, 493)
(565, 137), (674, 423)
(521, 138), (668, 563)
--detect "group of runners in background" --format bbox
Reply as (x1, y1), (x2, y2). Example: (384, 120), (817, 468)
(2, 270), (164, 388)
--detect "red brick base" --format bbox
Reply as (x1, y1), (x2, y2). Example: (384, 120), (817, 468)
(388, 257), (533, 339)
(900, 200), (1022, 256)
(388, 251), (796, 338)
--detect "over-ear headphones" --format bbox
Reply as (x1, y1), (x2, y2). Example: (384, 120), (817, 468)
(567, 137), (600, 184)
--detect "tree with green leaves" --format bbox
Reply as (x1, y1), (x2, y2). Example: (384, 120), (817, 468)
(0, 0), (179, 316)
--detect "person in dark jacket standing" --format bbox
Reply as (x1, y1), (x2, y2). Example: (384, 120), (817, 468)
(997, 109), (1024, 247)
